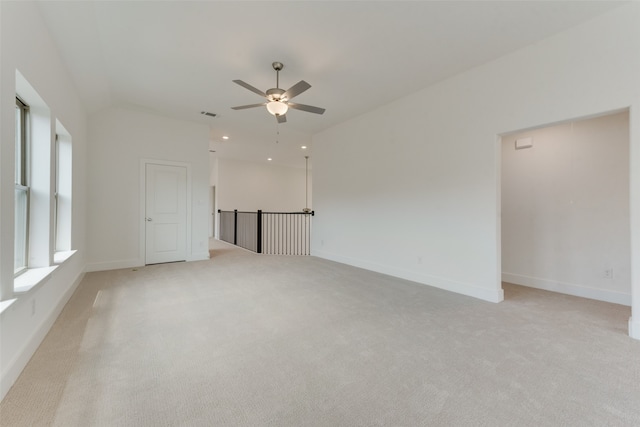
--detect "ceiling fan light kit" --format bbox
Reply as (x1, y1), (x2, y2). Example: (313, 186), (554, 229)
(232, 62), (325, 123)
(266, 100), (288, 116)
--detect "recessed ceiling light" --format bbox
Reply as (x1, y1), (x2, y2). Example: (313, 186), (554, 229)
(301, 145), (307, 149)
(267, 158), (272, 161)
(222, 136), (229, 140)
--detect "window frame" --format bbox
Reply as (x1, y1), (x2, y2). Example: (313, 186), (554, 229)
(54, 133), (59, 250)
(14, 97), (30, 276)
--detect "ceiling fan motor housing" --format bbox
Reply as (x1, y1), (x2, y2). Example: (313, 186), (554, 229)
(266, 88), (286, 102)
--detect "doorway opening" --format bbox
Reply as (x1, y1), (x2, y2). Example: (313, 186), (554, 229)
(499, 110), (631, 307)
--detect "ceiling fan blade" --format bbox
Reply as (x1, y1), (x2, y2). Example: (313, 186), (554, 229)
(282, 80), (311, 100)
(231, 103), (266, 110)
(276, 114), (287, 124)
(287, 102), (325, 115)
(232, 80), (267, 98)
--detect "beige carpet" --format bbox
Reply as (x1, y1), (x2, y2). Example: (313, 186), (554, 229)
(1, 240), (639, 426)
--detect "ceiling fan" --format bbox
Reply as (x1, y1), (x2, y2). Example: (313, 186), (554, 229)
(231, 62), (325, 123)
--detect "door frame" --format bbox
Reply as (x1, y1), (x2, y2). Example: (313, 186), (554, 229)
(139, 158), (192, 266)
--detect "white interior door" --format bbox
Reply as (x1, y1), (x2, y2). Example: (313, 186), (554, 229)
(145, 163), (187, 264)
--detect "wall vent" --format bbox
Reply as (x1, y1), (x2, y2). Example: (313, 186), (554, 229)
(515, 137), (533, 150)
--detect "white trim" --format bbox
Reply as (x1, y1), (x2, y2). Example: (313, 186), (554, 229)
(86, 253), (210, 272)
(187, 251), (210, 262)
(502, 272), (631, 306)
(13, 266), (57, 294)
(53, 250), (76, 265)
(495, 133), (503, 300)
(85, 258), (142, 273)
(139, 159), (192, 266)
(0, 299), (17, 314)
(314, 250), (504, 303)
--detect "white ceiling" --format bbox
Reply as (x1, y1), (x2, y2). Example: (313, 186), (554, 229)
(37, 1), (626, 167)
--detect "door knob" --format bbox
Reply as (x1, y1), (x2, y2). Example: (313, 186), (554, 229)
(146, 218), (153, 222)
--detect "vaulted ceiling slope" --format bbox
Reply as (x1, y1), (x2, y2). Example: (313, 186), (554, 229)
(37, 1), (626, 151)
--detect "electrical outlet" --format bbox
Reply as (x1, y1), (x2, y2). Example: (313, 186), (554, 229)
(417, 256), (423, 264)
(604, 268), (614, 279)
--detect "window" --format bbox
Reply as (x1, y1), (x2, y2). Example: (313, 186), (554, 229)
(54, 134), (59, 249)
(15, 98), (29, 275)
(9, 71), (76, 297)
(54, 123), (72, 255)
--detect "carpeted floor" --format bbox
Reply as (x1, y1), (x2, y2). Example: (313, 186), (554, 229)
(1, 240), (639, 426)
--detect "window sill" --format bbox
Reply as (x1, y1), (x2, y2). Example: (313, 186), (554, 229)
(14, 266), (57, 294)
(13, 250), (77, 294)
(1, 250), (77, 314)
(0, 298), (18, 314)
(54, 249), (76, 265)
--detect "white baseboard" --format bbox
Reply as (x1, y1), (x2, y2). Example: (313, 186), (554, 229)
(85, 258), (143, 272)
(87, 253), (210, 272)
(187, 251), (210, 262)
(0, 270), (85, 401)
(502, 272), (631, 306)
(313, 250), (504, 303)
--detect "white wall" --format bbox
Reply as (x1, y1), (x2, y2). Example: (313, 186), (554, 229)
(86, 107), (210, 271)
(502, 112), (630, 305)
(312, 2), (640, 339)
(217, 158), (311, 212)
(0, 2), (88, 399)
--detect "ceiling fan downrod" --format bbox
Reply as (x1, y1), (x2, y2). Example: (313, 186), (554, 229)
(272, 62), (284, 89)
